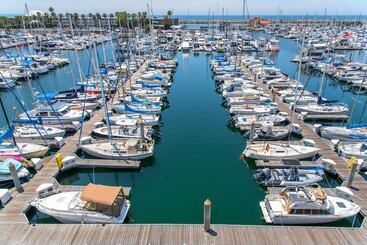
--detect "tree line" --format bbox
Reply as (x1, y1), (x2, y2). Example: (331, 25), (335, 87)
(0, 7), (151, 30)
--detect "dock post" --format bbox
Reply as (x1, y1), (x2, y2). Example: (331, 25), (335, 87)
(9, 162), (24, 192)
(203, 199), (211, 232)
(346, 160), (359, 188)
(249, 122), (255, 143)
(139, 118), (145, 142)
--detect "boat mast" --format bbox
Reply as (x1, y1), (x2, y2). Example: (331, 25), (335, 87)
(92, 41), (112, 141)
(0, 95), (17, 146)
(288, 26), (306, 145)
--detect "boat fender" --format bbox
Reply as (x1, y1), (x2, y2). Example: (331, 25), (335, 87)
(313, 124), (323, 134)
(330, 139), (340, 150)
(94, 122), (104, 129)
(31, 158), (43, 171)
(55, 137), (65, 148)
(72, 121), (81, 131)
(80, 136), (93, 145)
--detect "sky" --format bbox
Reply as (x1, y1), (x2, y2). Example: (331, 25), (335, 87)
(1, 0), (366, 16)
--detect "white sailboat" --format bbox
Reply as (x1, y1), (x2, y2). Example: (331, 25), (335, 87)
(0, 142), (49, 159)
(242, 143), (320, 160)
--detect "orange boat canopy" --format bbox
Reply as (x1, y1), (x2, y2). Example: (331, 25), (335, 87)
(80, 183), (123, 206)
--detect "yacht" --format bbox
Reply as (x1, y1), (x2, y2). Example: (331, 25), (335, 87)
(260, 185), (360, 224)
(30, 183), (130, 224)
(19, 102), (86, 125)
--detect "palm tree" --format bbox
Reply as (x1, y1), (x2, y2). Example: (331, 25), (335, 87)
(167, 10), (173, 19)
(81, 14), (86, 28)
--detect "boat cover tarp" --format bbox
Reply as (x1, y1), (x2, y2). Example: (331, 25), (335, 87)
(0, 126), (14, 143)
(13, 117), (43, 125)
(0, 158), (22, 174)
(80, 183), (122, 206)
(347, 123), (367, 129)
(36, 92), (57, 101)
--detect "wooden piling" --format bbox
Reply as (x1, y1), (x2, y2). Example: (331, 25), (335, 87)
(9, 162), (24, 193)
(203, 199), (211, 232)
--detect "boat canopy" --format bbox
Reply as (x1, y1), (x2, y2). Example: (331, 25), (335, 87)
(0, 126), (14, 143)
(36, 92), (57, 101)
(80, 183), (123, 206)
(13, 116), (43, 125)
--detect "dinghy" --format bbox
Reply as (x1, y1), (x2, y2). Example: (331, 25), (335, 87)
(253, 167), (324, 187)
(253, 126), (290, 141)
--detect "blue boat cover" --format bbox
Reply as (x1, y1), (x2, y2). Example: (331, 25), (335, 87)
(0, 158), (22, 174)
(36, 92), (57, 101)
(0, 126), (14, 143)
(13, 117), (43, 125)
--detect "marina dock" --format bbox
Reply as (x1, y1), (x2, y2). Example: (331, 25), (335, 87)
(1, 56), (367, 245)
(1, 14), (367, 243)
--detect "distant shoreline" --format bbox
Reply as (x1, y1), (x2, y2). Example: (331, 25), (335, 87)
(1, 13), (367, 20)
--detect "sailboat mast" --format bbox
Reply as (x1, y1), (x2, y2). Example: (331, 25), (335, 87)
(0, 95), (17, 146)
(92, 41), (112, 141)
(288, 27), (306, 145)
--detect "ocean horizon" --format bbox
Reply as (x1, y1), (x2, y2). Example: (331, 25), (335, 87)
(1, 13), (367, 20)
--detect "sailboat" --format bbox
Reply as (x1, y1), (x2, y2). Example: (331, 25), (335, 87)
(242, 142), (320, 160)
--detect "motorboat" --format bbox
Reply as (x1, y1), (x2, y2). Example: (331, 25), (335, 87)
(30, 183), (130, 224)
(19, 102), (86, 125)
(253, 166), (324, 187)
(260, 185), (360, 224)
(242, 143), (320, 160)
(253, 126), (290, 141)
